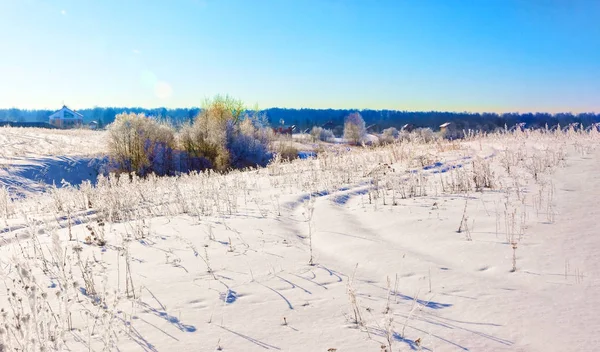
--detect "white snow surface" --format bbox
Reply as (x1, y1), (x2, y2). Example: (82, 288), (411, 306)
(0, 129), (598, 352)
(0, 127), (106, 195)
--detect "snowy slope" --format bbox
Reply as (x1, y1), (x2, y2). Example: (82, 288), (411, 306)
(0, 127), (106, 196)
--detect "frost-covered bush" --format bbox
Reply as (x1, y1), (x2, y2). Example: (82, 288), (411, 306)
(398, 130), (411, 142)
(106, 96), (273, 175)
(344, 112), (367, 145)
(178, 97), (231, 171)
(275, 143), (299, 161)
(178, 121), (223, 171)
(179, 96), (272, 171)
(414, 128), (436, 143)
(228, 118), (273, 168)
(310, 126), (335, 142)
(107, 112), (176, 176)
(380, 127), (399, 144)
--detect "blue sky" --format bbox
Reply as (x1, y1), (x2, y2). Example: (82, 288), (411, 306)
(1, 0), (599, 112)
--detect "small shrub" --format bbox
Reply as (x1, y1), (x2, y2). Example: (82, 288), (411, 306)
(414, 128), (436, 143)
(398, 130), (411, 142)
(380, 127), (399, 144)
(276, 143), (299, 161)
(344, 112), (367, 145)
(310, 126), (335, 142)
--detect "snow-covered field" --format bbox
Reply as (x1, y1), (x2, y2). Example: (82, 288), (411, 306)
(0, 127), (598, 351)
(0, 127), (106, 196)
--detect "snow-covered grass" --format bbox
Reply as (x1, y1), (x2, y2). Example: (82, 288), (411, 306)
(0, 127), (598, 351)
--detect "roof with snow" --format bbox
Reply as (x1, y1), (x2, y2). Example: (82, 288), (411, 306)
(49, 105), (84, 120)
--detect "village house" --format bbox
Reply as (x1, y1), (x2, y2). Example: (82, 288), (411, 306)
(88, 120), (99, 130)
(439, 122), (461, 139)
(401, 123), (416, 132)
(272, 125), (296, 135)
(439, 122), (452, 134)
(49, 105), (84, 128)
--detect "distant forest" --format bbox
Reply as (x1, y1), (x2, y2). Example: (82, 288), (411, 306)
(1, 107), (598, 134)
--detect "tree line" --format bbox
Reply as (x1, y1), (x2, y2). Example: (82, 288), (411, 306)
(1, 107), (598, 133)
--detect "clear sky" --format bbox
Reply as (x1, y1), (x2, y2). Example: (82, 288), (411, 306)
(1, 0), (599, 112)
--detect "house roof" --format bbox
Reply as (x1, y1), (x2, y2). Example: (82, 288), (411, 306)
(321, 121), (335, 129)
(439, 122), (452, 128)
(49, 105), (84, 119)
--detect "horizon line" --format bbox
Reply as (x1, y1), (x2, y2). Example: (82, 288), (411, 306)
(1, 105), (598, 116)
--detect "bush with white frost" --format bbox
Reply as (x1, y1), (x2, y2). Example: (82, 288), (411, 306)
(108, 96), (273, 175)
(344, 112), (367, 145)
(380, 127), (399, 144)
(178, 96), (234, 171)
(414, 127), (436, 143)
(227, 117), (273, 168)
(107, 112), (175, 176)
(181, 96), (272, 171)
(310, 126), (335, 142)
